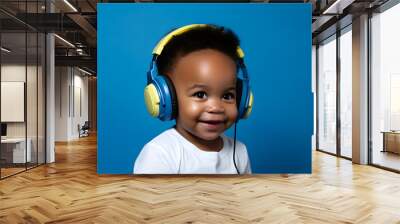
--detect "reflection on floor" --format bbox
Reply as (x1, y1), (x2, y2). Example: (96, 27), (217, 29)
(0, 167), (25, 177)
(373, 150), (400, 171)
(0, 163), (39, 178)
(340, 147), (352, 158)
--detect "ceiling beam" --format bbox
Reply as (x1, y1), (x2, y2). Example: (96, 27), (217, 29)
(67, 13), (97, 46)
(55, 55), (96, 72)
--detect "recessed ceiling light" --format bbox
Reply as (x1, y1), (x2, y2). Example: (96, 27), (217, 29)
(63, 0), (78, 12)
(322, 0), (354, 15)
(78, 67), (93, 76)
(54, 34), (75, 48)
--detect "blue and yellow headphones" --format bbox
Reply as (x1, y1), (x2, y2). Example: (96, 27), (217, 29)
(144, 24), (253, 121)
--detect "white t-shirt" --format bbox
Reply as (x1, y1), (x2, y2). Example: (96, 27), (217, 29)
(133, 128), (251, 174)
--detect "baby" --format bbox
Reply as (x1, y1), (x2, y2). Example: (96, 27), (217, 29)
(134, 24), (253, 174)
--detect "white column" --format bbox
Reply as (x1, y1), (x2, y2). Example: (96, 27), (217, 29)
(46, 1), (55, 163)
(46, 33), (55, 163)
(352, 14), (369, 164)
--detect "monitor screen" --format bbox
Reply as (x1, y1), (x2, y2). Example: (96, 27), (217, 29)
(1, 123), (7, 137)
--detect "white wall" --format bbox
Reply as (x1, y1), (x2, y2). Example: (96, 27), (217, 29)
(1, 82), (25, 122)
(55, 66), (69, 141)
(55, 67), (89, 141)
(1, 66), (26, 135)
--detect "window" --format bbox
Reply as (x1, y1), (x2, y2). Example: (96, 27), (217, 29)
(339, 27), (352, 158)
(318, 35), (337, 154)
(371, 2), (400, 171)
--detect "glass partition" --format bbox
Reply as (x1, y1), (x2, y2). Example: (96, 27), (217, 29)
(0, 1), (46, 179)
(1, 30), (28, 177)
(317, 35), (337, 154)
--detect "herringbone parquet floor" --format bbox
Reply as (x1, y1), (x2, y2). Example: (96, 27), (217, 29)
(1, 134), (400, 223)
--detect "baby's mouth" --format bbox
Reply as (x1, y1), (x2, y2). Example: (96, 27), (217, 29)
(200, 120), (224, 124)
(198, 119), (226, 130)
(199, 119), (225, 125)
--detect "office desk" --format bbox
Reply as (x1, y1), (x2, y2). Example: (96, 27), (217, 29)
(1, 138), (31, 163)
(381, 131), (400, 154)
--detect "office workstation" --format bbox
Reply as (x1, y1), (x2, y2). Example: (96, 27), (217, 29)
(0, 58), (46, 177)
(0, 81), (34, 174)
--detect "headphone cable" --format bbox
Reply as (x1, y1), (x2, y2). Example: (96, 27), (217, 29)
(233, 121), (240, 175)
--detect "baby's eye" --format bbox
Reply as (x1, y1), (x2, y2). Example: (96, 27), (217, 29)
(223, 92), (235, 101)
(193, 91), (207, 99)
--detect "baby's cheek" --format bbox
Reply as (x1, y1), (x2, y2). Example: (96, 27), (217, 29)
(228, 105), (238, 120)
(182, 102), (203, 119)
(224, 106), (238, 128)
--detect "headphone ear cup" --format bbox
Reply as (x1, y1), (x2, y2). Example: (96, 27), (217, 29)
(237, 78), (250, 119)
(162, 76), (178, 119)
(243, 90), (253, 119)
(148, 76), (173, 121)
(236, 78), (252, 120)
(144, 83), (161, 117)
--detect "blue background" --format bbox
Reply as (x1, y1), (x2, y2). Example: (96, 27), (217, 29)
(98, 3), (312, 174)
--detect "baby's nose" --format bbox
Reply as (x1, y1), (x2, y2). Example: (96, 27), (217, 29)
(206, 98), (225, 113)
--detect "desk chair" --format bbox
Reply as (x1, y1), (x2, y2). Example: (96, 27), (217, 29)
(78, 121), (90, 138)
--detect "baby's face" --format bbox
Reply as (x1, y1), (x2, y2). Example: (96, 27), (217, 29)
(169, 49), (238, 141)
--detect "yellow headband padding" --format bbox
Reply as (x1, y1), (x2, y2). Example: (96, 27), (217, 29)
(236, 46), (244, 58)
(144, 84), (160, 117)
(153, 24), (244, 58)
(243, 91), (253, 119)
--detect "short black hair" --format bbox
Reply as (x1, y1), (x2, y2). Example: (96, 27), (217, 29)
(156, 25), (241, 75)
